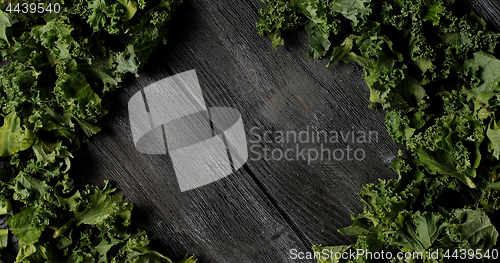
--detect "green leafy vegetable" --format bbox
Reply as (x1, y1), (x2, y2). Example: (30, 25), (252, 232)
(258, 0), (500, 261)
(0, 112), (36, 157)
(0, 229), (8, 250)
(8, 207), (43, 245)
(0, 1), (197, 262)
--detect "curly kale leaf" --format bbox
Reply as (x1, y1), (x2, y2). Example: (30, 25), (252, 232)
(257, 0), (305, 49)
(329, 0), (371, 29)
(448, 208), (499, 250)
(0, 1), (195, 262)
(73, 181), (132, 228)
(88, 0), (127, 34)
(0, 112), (37, 157)
(7, 207), (43, 245)
(5, 181), (196, 263)
(316, 208), (498, 262)
(258, 1), (500, 260)
(487, 119), (500, 159)
(0, 10), (10, 47)
(0, 229), (7, 250)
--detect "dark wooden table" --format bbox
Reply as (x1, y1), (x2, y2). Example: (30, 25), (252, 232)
(2, 0), (500, 262)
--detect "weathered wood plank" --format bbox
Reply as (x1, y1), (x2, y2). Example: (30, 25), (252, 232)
(466, 0), (500, 31)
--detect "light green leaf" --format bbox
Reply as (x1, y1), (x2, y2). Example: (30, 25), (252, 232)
(0, 10), (11, 44)
(74, 117), (101, 137)
(327, 37), (354, 66)
(55, 64), (105, 120)
(0, 229), (8, 250)
(463, 52), (500, 93)
(7, 207), (43, 244)
(175, 254), (198, 263)
(415, 147), (476, 188)
(391, 212), (445, 251)
(488, 181), (500, 190)
(331, 0), (372, 27)
(14, 172), (53, 201)
(487, 118), (500, 159)
(0, 200), (11, 215)
(422, 1), (445, 25)
(117, 0), (138, 21)
(32, 139), (72, 167)
(16, 242), (37, 262)
(130, 250), (174, 263)
(451, 209), (499, 250)
(74, 181), (132, 226)
(0, 112), (37, 157)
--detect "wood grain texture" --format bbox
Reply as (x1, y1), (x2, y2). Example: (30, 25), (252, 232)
(466, 0), (500, 32)
(2, 0), (500, 263)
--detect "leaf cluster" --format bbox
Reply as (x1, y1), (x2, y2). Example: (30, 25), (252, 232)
(0, 1), (196, 262)
(258, 0), (500, 261)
